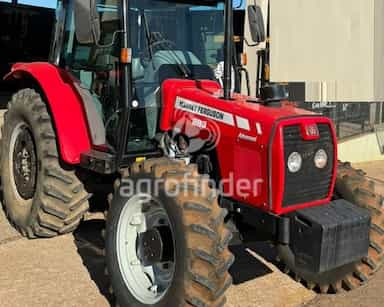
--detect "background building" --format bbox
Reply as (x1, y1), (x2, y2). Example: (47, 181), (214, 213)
(0, 0), (55, 104)
(242, 0), (384, 162)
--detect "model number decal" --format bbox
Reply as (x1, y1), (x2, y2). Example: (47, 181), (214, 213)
(175, 97), (235, 126)
(192, 118), (207, 129)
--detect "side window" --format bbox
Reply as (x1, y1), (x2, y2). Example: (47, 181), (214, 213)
(61, 0), (121, 148)
(49, 0), (65, 64)
(61, 1), (120, 75)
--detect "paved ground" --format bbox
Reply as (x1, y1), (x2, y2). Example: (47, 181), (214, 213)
(306, 269), (384, 307)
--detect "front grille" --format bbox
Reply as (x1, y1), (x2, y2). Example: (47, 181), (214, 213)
(282, 123), (334, 207)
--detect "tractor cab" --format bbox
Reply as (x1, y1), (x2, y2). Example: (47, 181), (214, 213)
(50, 0), (227, 167)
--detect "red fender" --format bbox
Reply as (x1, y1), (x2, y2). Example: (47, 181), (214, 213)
(4, 62), (91, 164)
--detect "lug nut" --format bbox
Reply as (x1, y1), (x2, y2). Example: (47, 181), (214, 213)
(149, 285), (158, 294)
(130, 214), (143, 226)
(130, 259), (140, 266)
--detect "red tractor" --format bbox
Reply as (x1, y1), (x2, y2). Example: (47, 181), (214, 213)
(1, 0), (383, 306)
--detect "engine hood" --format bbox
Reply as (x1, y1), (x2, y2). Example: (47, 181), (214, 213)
(160, 79), (316, 136)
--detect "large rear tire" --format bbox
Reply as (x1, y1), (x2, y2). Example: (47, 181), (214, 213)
(0, 89), (90, 238)
(335, 161), (384, 289)
(277, 161), (384, 293)
(105, 158), (233, 307)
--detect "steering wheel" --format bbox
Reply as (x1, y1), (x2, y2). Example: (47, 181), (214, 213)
(150, 39), (177, 51)
(140, 39), (177, 67)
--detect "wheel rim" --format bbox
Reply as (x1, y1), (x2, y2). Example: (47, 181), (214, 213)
(116, 194), (176, 304)
(9, 122), (37, 200)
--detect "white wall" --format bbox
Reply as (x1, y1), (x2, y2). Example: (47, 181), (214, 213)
(338, 133), (384, 163)
(243, 0), (384, 102)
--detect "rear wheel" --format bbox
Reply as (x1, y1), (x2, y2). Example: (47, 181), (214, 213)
(0, 89), (90, 238)
(335, 161), (384, 289)
(105, 158), (233, 306)
(277, 161), (384, 293)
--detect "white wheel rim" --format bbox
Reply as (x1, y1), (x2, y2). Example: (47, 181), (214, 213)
(116, 194), (175, 304)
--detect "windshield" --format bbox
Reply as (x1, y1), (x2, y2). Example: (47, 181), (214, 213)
(125, 0), (225, 153)
(129, 0), (225, 75)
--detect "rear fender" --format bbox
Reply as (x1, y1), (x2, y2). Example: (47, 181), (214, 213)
(4, 62), (92, 164)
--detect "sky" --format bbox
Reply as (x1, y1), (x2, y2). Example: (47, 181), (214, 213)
(0, 0), (58, 8)
(0, 0), (244, 10)
(19, 0), (57, 8)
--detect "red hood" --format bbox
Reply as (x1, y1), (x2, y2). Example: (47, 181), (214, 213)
(160, 79), (316, 135)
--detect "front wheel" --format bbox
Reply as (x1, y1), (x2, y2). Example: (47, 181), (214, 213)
(105, 158), (233, 307)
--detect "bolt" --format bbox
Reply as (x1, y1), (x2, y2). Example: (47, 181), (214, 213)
(130, 214), (143, 226)
(130, 259), (140, 266)
(149, 285), (158, 294)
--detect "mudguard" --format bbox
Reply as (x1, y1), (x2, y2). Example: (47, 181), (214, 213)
(4, 62), (92, 164)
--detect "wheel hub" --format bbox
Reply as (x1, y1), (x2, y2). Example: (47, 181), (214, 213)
(137, 226), (174, 267)
(12, 125), (37, 200)
(137, 228), (163, 266)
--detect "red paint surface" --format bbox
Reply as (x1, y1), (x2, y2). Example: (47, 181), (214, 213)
(161, 79), (337, 215)
(5, 63), (91, 164)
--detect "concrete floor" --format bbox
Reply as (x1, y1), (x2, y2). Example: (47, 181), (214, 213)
(306, 269), (384, 307)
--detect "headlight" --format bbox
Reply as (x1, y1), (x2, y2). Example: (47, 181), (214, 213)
(287, 152), (302, 173)
(314, 149), (328, 169)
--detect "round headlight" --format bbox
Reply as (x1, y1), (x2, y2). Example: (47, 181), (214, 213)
(314, 149), (328, 169)
(287, 152), (302, 173)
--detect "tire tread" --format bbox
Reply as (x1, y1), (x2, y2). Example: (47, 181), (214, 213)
(1, 88), (90, 238)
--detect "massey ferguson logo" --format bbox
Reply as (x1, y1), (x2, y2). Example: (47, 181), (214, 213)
(181, 101), (224, 121)
(305, 124), (319, 137)
(175, 97), (235, 126)
(302, 123), (320, 140)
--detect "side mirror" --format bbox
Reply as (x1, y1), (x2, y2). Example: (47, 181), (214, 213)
(248, 5), (266, 44)
(73, 0), (100, 44)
